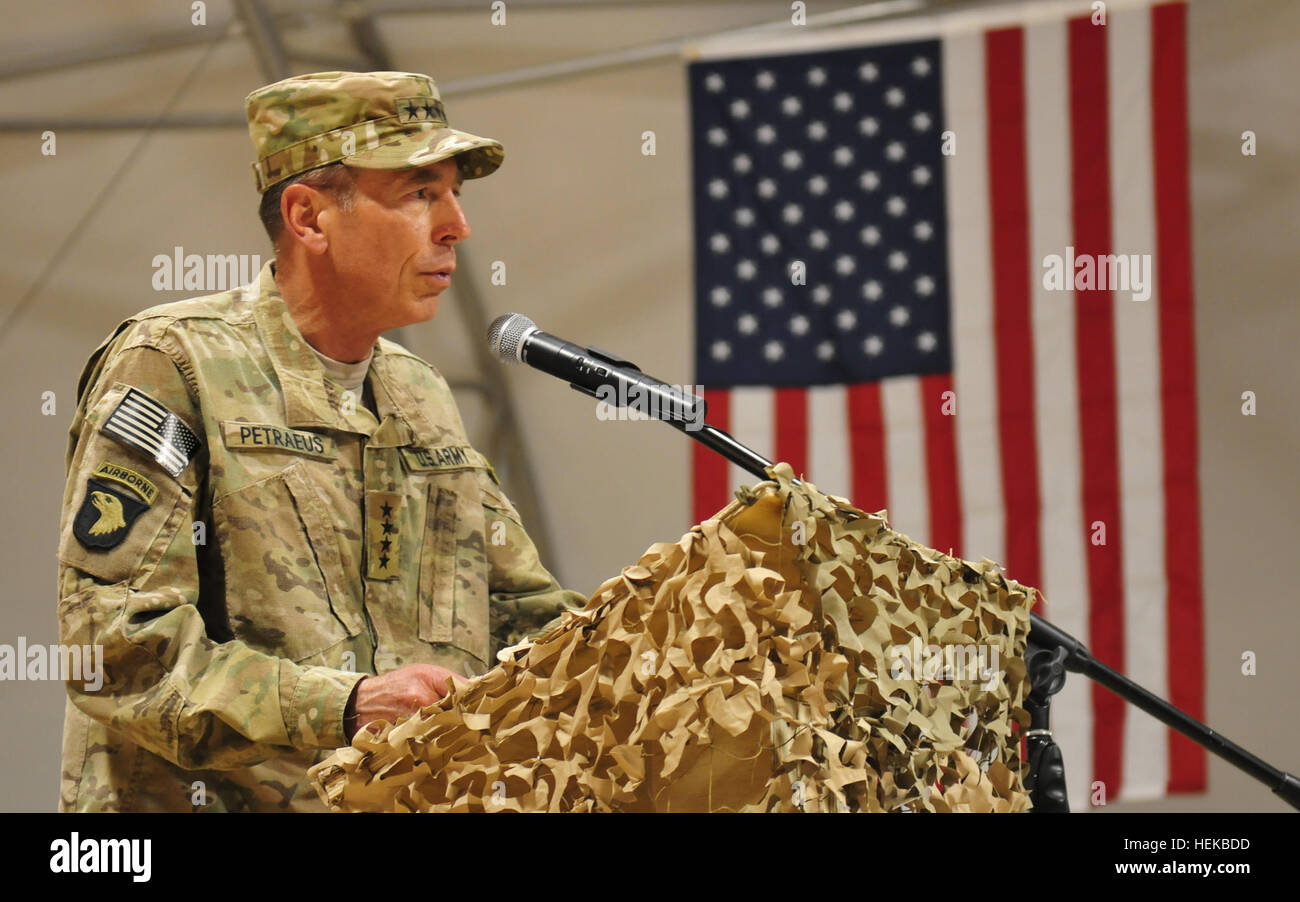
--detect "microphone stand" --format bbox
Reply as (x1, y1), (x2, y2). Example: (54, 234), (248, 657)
(645, 408), (1300, 812)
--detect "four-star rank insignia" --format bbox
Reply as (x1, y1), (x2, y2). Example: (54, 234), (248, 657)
(73, 476), (151, 550)
(366, 491), (403, 580)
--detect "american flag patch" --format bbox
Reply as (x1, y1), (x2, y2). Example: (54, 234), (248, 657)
(101, 388), (201, 477)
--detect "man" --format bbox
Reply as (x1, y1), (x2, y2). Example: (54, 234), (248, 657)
(56, 71), (585, 812)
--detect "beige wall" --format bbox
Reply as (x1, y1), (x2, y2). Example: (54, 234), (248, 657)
(0, 0), (1294, 812)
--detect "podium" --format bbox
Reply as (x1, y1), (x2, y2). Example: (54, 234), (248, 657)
(311, 464), (1036, 812)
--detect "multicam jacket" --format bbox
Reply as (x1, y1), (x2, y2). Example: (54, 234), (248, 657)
(57, 262), (585, 812)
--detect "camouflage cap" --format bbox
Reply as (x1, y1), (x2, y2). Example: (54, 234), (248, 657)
(244, 71), (503, 193)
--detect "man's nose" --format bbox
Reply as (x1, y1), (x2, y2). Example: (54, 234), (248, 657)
(435, 194), (471, 244)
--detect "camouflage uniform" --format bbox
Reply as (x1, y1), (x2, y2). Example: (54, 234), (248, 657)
(56, 71), (584, 812)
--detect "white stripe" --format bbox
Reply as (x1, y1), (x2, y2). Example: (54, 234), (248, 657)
(729, 387), (773, 492)
(880, 376), (929, 544)
(122, 392), (168, 420)
(1026, 17), (1093, 811)
(808, 385), (850, 498)
(1109, 7), (1168, 803)
(942, 31), (1005, 565)
(119, 400), (165, 426)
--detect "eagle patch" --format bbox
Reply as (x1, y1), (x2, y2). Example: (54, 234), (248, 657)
(73, 478), (150, 550)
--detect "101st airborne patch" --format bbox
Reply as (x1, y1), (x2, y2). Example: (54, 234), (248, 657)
(73, 466), (153, 550)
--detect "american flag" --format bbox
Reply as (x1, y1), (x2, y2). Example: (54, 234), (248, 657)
(688, 0), (1203, 808)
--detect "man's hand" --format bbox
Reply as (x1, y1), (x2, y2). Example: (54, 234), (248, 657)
(345, 664), (467, 739)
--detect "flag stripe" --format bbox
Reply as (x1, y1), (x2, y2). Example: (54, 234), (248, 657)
(847, 382), (888, 512)
(985, 26), (1044, 591)
(943, 31), (1006, 566)
(1068, 13), (1127, 798)
(810, 385), (850, 497)
(920, 373), (962, 556)
(1109, 6), (1169, 800)
(881, 376), (929, 543)
(693, 387), (731, 523)
(774, 388), (809, 479)
(1026, 14), (1093, 807)
(1151, 0), (1206, 793)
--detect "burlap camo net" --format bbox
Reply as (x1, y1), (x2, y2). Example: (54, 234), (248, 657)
(310, 464), (1037, 812)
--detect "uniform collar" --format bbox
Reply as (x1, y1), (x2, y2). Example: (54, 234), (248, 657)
(250, 262), (442, 446)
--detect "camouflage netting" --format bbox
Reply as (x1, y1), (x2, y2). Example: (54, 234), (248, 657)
(310, 464), (1037, 812)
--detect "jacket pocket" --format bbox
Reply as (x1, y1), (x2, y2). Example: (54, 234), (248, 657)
(417, 472), (490, 663)
(212, 461), (364, 662)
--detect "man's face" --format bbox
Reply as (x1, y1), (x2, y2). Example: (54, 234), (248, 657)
(316, 157), (469, 333)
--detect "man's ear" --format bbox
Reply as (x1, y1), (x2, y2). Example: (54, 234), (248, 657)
(280, 184), (331, 255)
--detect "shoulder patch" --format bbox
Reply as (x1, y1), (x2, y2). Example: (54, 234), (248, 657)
(100, 387), (201, 477)
(73, 479), (150, 550)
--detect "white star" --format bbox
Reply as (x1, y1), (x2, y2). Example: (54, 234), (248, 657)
(807, 174), (828, 195)
(737, 313), (758, 334)
(912, 56), (932, 77)
(914, 220), (934, 240)
(864, 334), (884, 356)
(806, 121), (827, 141)
(835, 254), (856, 276)
(782, 149), (804, 170)
(707, 127), (727, 146)
(707, 178), (728, 199)
(711, 340), (732, 361)
(833, 91), (854, 111)
(890, 305), (910, 327)
(859, 116), (880, 137)
(915, 274), (935, 296)
(912, 111), (932, 131)
(816, 341), (835, 361)
(710, 286), (731, 307)
(756, 70), (776, 91)
(862, 280), (883, 301)
(833, 146), (854, 167)
(859, 170), (881, 191)
(807, 66), (827, 86)
(782, 95), (802, 116)
(782, 203), (803, 224)
(888, 250), (908, 271)
(755, 123), (777, 144)
(859, 62), (879, 82)
(705, 72), (725, 93)
(917, 331), (938, 352)
(760, 233), (781, 255)
(812, 284), (832, 305)
(762, 286), (784, 307)
(789, 314), (810, 336)
(757, 178), (778, 199)
(809, 229), (829, 249)
(709, 233), (730, 253)
(764, 340), (785, 361)
(734, 207), (755, 227)
(834, 199), (855, 221)
(912, 165), (931, 185)
(860, 225), (881, 246)
(885, 140), (907, 162)
(884, 86), (905, 107)
(886, 195), (907, 217)
(736, 258), (757, 280)
(836, 309), (857, 331)
(730, 98), (751, 119)
(732, 153), (752, 174)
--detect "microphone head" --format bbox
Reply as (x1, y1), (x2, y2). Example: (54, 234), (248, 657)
(487, 313), (536, 364)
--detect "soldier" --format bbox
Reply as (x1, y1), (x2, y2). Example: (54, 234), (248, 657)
(56, 71), (586, 812)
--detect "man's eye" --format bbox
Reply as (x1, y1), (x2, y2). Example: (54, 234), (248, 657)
(413, 188), (428, 200)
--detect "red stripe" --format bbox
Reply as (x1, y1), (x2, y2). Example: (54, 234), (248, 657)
(847, 383), (888, 514)
(692, 387), (732, 524)
(774, 388), (808, 479)
(1068, 15), (1126, 799)
(1151, 1), (1206, 794)
(920, 374), (963, 557)
(985, 27), (1044, 592)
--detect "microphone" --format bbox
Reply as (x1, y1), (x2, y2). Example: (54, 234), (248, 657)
(487, 313), (705, 428)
